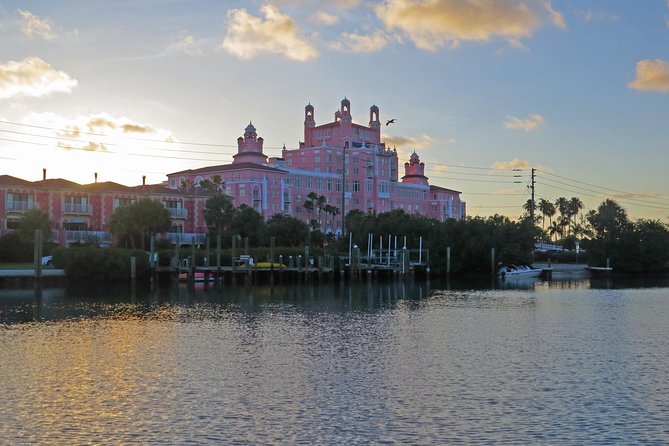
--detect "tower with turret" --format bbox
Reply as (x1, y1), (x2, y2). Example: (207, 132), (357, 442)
(233, 122), (267, 165)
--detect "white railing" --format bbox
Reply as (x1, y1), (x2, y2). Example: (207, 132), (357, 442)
(166, 207), (188, 218)
(163, 232), (206, 245)
(63, 203), (93, 214)
(65, 230), (111, 243)
(6, 201), (37, 211)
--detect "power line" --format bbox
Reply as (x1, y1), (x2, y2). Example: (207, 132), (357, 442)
(537, 181), (669, 211)
(538, 175), (669, 207)
(0, 119), (287, 151)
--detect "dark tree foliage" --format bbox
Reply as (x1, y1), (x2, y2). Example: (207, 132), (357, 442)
(229, 204), (266, 246)
(584, 199), (669, 272)
(0, 233), (32, 262)
(109, 198), (171, 249)
(266, 213), (309, 247)
(18, 208), (53, 243)
(203, 194), (236, 237)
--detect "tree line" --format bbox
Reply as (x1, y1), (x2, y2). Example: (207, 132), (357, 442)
(2, 184), (667, 274)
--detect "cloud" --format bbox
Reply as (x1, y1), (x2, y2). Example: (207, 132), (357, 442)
(25, 112), (172, 153)
(121, 123), (154, 134)
(58, 141), (109, 152)
(628, 59), (669, 93)
(492, 158), (531, 170)
(331, 30), (390, 53)
(220, 5), (317, 61)
(384, 133), (435, 149)
(504, 114), (545, 132)
(17, 9), (56, 40)
(311, 11), (339, 26)
(576, 9), (619, 23)
(542, 0), (566, 30)
(384, 133), (437, 161)
(374, 0), (565, 51)
(168, 31), (204, 56)
(0, 57), (78, 99)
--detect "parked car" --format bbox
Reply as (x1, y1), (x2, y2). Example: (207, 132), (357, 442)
(41, 255), (53, 266)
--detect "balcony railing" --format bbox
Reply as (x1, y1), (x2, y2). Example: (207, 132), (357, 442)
(162, 232), (206, 245)
(63, 202), (93, 215)
(65, 230), (111, 244)
(166, 207), (188, 219)
(6, 201), (37, 212)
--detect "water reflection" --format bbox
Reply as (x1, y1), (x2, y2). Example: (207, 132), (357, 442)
(1, 278), (668, 444)
(2, 274), (669, 325)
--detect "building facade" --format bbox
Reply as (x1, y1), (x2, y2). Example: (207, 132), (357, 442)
(168, 98), (465, 235)
(0, 174), (211, 246)
(1, 98), (465, 245)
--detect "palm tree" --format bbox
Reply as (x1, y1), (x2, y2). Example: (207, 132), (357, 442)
(199, 175), (226, 197)
(555, 197), (569, 221)
(568, 197), (584, 234)
(179, 178), (194, 191)
(548, 220), (562, 242)
(316, 195), (327, 231)
(303, 192), (320, 230)
(538, 199), (555, 241)
(522, 199), (536, 221)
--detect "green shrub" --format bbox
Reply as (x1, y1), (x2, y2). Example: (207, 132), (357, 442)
(53, 247), (150, 282)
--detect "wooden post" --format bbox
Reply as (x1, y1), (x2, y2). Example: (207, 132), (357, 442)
(304, 245), (310, 279)
(447, 246), (451, 276)
(149, 235), (156, 285)
(33, 229), (43, 282)
(130, 256), (137, 280)
(270, 236), (276, 271)
(231, 235), (237, 273)
(491, 247), (496, 277)
(205, 236), (210, 267)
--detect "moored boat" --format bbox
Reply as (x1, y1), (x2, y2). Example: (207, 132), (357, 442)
(497, 265), (543, 279)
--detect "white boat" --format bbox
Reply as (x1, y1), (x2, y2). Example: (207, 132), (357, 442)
(497, 265), (543, 278)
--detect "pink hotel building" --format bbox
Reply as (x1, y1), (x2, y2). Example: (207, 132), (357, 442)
(167, 98), (465, 235)
(1, 98), (464, 245)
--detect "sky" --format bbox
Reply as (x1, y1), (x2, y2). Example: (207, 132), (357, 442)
(1, 0), (668, 222)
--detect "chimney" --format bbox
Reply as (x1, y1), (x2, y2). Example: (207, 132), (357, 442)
(142, 175), (146, 186)
(42, 168), (46, 180)
(94, 172), (98, 183)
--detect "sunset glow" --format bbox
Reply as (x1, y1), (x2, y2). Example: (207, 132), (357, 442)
(1, 1), (668, 220)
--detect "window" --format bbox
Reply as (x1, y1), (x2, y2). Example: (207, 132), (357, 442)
(113, 197), (136, 208)
(307, 178), (313, 189)
(6, 192), (34, 211)
(366, 179), (372, 193)
(336, 180), (342, 192)
(316, 178), (322, 190)
(352, 180), (360, 192)
(327, 180), (333, 191)
(353, 167), (359, 175)
(315, 156), (320, 163)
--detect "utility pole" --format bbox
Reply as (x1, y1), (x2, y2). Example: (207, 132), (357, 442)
(530, 168), (536, 225)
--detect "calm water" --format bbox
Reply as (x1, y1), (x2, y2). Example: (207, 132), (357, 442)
(1, 278), (668, 445)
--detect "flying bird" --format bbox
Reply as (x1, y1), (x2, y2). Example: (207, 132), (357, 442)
(386, 118), (396, 126)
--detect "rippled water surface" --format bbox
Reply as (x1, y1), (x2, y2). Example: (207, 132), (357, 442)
(1, 279), (668, 445)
